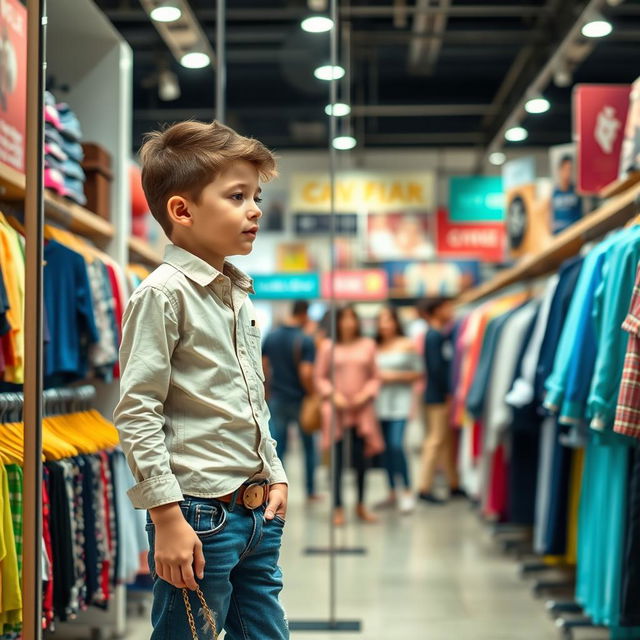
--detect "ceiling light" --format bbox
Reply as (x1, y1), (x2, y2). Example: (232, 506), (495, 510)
(314, 65), (345, 81)
(332, 135), (357, 150)
(158, 69), (181, 101)
(581, 19), (613, 38)
(325, 103), (351, 117)
(525, 97), (551, 114)
(505, 126), (528, 142)
(489, 152), (506, 166)
(180, 52), (210, 69)
(150, 3), (182, 23)
(301, 16), (334, 33)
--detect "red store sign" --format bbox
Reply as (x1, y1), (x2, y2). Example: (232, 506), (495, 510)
(574, 84), (631, 195)
(436, 209), (505, 263)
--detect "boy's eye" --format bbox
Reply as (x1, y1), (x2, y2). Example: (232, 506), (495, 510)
(231, 193), (244, 201)
(255, 197), (263, 204)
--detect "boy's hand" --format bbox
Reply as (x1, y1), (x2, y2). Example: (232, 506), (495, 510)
(150, 503), (205, 591)
(265, 483), (288, 521)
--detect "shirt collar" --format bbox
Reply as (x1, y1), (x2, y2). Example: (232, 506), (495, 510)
(163, 244), (254, 294)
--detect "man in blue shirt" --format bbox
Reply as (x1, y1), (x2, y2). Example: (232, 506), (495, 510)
(551, 155), (583, 235)
(262, 300), (319, 500)
(417, 298), (463, 504)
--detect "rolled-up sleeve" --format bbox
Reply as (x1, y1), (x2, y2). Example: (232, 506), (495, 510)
(114, 286), (183, 510)
(265, 435), (288, 485)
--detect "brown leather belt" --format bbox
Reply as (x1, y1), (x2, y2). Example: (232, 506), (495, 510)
(217, 482), (270, 510)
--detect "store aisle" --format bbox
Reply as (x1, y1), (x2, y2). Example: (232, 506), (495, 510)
(109, 445), (608, 640)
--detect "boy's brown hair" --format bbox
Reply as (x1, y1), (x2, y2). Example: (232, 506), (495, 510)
(139, 120), (278, 238)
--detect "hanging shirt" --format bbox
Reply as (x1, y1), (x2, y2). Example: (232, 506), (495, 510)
(614, 264), (640, 440)
(589, 228), (640, 430)
(535, 256), (584, 403)
(544, 232), (625, 414)
(43, 240), (99, 386)
(0, 464), (22, 629)
(0, 214), (25, 384)
(552, 185), (583, 234)
(507, 274), (560, 409)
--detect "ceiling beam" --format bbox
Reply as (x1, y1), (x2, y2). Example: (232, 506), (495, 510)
(351, 104), (495, 117)
(484, 0), (608, 159)
(424, 0), (451, 74)
(409, 0), (433, 70)
(479, 0), (576, 155)
(104, 4), (551, 22)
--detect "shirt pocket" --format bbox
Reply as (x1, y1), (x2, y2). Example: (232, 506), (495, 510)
(245, 325), (265, 382)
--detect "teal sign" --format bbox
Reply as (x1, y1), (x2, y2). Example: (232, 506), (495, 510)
(252, 274), (320, 299)
(449, 177), (505, 223)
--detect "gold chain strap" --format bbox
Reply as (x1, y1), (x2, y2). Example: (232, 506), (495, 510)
(182, 587), (218, 639)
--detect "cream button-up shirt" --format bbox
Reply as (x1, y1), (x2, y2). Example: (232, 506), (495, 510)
(114, 244), (287, 510)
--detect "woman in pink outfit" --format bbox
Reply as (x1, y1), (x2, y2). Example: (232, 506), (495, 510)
(315, 306), (385, 526)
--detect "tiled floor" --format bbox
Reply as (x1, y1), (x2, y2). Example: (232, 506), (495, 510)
(53, 440), (610, 640)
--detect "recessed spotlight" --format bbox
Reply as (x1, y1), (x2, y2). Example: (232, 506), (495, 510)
(150, 3), (182, 23)
(301, 16), (334, 33)
(581, 19), (613, 38)
(525, 97), (551, 114)
(180, 52), (210, 69)
(505, 126), (528, 143)
(332, 135), (357, 150)
(325, 103), (351, 117)
(489, 152), (506, 166)
(314, 65), (345, 81)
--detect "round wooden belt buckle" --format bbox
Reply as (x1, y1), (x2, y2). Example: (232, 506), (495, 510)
(243, 483), (264, 509)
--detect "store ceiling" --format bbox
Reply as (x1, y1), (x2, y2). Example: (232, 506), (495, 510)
(94, 0), (640, 154)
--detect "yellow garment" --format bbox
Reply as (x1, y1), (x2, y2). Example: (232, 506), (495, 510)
(0, 465), (22, 627)
(0, 214), (25, 384)
(44, 225), (96, 264)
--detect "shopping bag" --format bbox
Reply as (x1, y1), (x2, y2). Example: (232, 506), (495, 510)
(300, 393), (322, 434)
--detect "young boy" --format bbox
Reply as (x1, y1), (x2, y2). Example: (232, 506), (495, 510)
(114, 121), (289, 639)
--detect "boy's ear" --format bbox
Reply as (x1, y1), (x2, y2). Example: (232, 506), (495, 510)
(167, 195), (193, 229)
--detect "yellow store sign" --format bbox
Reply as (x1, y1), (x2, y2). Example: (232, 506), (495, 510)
(291, 172), (436, 213)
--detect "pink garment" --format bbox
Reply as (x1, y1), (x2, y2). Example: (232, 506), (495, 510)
(315, 337), (385, 457)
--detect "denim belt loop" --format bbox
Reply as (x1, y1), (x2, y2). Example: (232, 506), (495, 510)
(228, 487), (239, 512)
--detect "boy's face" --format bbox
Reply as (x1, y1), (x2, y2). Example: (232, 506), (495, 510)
(171, 160), (263, 267)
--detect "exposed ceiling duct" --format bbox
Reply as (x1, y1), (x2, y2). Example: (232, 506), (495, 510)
(139, 0), (216, 70)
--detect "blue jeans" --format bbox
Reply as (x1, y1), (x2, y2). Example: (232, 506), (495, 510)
(146, 498), (289, 640)
(268, 397), (317, 496)
(380, 419), (411, 490)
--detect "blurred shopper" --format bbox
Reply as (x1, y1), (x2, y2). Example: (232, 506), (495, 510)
(417, 298), (462, 504)
(375, 306), (423, 514)
(263, 300), (320, 501)
(315, 305), (385, 526)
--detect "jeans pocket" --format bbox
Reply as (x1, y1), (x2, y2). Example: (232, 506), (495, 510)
(273, 515), (286, 526)
(182, 500), (228, 538)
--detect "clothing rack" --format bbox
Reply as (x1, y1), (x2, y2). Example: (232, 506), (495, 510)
(0, 384), (97, 416)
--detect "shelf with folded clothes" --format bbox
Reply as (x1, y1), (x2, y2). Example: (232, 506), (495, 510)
(458, 180), (640, 305)
(0, 160), (115, 243)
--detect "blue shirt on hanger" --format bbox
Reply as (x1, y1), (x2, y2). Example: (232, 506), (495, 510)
(44, 240), (99, 386)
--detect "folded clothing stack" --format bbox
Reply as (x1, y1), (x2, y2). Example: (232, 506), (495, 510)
(44, 92), (87, 206)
